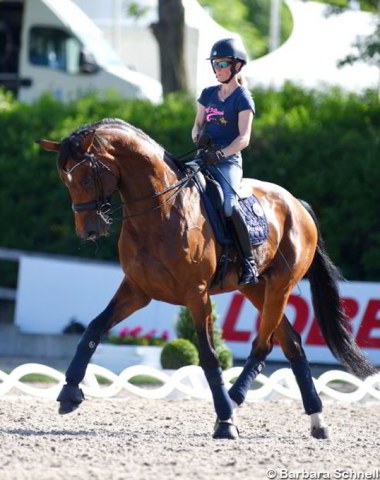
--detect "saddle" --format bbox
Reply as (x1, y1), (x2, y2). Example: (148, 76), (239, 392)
(185, 162), (268, 247)
(184, 162), (269, 287)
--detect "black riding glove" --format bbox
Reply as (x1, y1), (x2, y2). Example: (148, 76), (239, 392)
(202, 148), (225, 166)
(196, 133), (211, 149)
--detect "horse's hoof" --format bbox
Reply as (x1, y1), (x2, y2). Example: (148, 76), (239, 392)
(57, 384), (84, 415)
(58, 401), (81, 415)
(213, 421), (239, 440)
(311, 426), (330, 440)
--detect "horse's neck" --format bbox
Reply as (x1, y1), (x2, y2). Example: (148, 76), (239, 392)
(116, 142), (181, 216)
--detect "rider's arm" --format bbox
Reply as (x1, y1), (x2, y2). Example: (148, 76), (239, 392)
(220, 109), (253, 157)
(192, 102), (206, 143)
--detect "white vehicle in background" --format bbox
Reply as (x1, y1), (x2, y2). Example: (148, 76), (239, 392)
(0, 0), (162, 103)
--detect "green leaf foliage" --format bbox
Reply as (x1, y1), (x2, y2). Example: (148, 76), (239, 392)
(0, 84), (379, 283)
(160, 339), (199, 369)
(313, 0), (378, 12)
(198, 0), (293, 59)
(175, 305), (233, 369)
(248, 83), (380, 280)
(176, 304), (225, 351)
(0, 90), (195, 269)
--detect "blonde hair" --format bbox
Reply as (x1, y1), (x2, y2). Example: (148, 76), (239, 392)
(236, 72), (247, 86)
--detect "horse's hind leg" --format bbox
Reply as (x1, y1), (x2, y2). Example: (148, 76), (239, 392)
(57, 277), (150, 414)
(275, 318), (329, 439)
(228, 280), (296, 407)
(227, 281), (294, 401)
(187, 291), (238, 440)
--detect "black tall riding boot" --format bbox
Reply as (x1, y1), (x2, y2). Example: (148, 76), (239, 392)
(230, 207), (259, 286)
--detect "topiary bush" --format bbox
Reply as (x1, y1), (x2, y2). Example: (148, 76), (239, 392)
(160, 339), (199, 369)
(175, 304), (233, 370)
(175, 306), (199, 347)
(216, 345), (233, 371)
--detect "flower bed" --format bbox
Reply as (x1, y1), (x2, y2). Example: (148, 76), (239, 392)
(105, 326), (169, 346)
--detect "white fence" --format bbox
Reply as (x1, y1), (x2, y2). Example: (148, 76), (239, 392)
(1, 363), (380, 403)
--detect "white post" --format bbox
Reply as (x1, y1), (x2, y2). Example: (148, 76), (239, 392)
(348, 0), (360, 10)
(269, 0), (281, 52)
(112, 0), (123, 57)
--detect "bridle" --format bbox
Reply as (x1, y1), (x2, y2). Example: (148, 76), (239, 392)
(65, 148), (202, 224)
(65, 152), (116, 225)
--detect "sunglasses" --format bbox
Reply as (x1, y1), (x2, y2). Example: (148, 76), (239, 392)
(212, 60), (233, 69)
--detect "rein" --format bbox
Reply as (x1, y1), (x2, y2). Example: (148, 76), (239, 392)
(110, 166), (202, 221)
(69, 147), (202, 224)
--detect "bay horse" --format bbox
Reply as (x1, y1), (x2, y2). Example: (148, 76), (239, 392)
(38, 118), (377, 440)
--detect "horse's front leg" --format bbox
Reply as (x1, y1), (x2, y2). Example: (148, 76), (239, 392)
(188, 292), (238, 440)
(57, 277), (150, 414)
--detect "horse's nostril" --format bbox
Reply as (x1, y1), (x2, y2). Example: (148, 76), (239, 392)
(86, 231), (98, 240)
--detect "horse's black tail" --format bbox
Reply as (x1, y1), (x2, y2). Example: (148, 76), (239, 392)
(300, 200), (377, 379)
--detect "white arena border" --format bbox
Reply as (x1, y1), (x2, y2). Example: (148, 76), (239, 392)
(0, 364), (379, 403)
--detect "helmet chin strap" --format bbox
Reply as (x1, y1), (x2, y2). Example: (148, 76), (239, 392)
(221, 66), (237, 84)
(213, 59), (241, 84)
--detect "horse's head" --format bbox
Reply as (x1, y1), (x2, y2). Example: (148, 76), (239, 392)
(38, 129), (120, 240)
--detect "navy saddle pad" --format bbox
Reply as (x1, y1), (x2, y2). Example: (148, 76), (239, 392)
(189, 166), (268, 247)
(239, 195), (268, 246)
(239, 195), (268, 245)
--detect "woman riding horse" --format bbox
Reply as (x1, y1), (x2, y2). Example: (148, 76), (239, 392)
(192, 38), (258, 286)
(38, 118), (377, 440)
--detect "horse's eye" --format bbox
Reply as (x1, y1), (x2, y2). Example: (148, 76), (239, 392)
(81, 174), (93, 188)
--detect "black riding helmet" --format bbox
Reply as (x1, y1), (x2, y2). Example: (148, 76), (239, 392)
(208, 38), (248, 84)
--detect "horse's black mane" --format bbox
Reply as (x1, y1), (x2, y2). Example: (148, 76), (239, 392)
(58, 118), (161, 168)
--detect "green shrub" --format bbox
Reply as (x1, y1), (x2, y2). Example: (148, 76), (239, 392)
(1, 85), (379, 283)
(175, 305), (233, 370)
(160, 339), (199, 369)
(175, 306), (199, 347)
(216, 345), (233, 370)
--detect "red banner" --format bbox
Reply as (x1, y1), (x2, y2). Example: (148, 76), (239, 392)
(218, 280), (380, 364)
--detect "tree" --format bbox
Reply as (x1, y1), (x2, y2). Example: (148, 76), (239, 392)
(150, 0), (188, 95)
(338, 19), (380, 70)
(327, 1), (380, 98)
(198, 0), (293, 59)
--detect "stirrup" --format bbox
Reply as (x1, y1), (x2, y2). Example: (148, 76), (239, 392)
(238, 259), (259, 286)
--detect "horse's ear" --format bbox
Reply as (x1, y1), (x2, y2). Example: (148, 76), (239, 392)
(81, 129), (96, 153)
(36, 139), (61, 152)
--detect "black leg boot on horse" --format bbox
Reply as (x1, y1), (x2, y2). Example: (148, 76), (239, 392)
(276, 319), (329, 439)
(230, 206), (259, 286)
(56, 279), (150, 415)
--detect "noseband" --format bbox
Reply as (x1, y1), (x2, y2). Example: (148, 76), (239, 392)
(65, 152), (116, 225)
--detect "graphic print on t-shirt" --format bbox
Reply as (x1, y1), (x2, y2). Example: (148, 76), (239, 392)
(206, 106), (228, 125)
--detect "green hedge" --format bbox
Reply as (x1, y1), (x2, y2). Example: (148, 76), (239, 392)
(0, 90), (196, 267)
(0, 84), (379, 283)
(248, 83), (380, 279)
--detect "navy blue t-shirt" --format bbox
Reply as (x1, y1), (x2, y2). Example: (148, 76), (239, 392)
(198, 85), (255, 149)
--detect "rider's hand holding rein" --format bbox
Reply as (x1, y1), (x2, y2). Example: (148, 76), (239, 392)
(201, 148), (225, 166)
